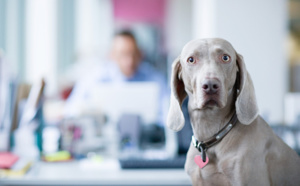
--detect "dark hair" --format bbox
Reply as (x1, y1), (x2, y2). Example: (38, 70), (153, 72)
(114, 29), (136, 41)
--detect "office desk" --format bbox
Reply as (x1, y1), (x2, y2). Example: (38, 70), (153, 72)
(0, 161), (191, 186)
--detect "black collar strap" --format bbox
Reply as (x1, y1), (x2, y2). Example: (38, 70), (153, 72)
(192, 112), (238, 162)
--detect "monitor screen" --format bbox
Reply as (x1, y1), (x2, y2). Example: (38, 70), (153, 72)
(88, 82), (160, 125)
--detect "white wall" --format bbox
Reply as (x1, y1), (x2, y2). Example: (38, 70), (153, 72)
(193, 0), (288, 123)
(25, 0), (58, 96)
(165, 0), (193, 57)
(75, 0), (114, 59)
(5, 0), (19, 75)
(165, 0), (193, 83)
(24, 0), (114, 96)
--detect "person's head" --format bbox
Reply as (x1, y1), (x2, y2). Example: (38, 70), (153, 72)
(110, 30), (142, 78)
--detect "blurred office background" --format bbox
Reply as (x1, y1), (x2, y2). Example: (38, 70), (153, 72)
(1, 0), (300, 170)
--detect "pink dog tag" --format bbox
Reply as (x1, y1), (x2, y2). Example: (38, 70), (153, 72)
(194, 155), (209, 169)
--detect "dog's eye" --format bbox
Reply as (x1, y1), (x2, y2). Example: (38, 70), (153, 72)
(221, 55), (231, 62)
(187, 57), (195, 64)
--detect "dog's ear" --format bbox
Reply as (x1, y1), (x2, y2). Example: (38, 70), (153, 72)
(167, 56), (187, 131)
(235, 54), (259, 125)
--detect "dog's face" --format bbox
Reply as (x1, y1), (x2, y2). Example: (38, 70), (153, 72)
(167, 38), (259, 131)
(179, 38), (238, 110)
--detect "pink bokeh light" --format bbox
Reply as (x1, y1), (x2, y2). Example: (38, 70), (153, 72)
(113, 0), (166, 25)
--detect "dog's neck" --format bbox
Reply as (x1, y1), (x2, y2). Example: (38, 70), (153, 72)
(189, 90), (237, 142)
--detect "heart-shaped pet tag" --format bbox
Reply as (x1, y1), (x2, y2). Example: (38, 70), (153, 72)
(194, 155), (209, 169)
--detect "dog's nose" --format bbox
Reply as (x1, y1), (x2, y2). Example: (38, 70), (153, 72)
(202, 79), (220, 94)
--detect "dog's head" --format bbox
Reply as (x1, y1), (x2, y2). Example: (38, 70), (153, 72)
(167, 38), (259, 131)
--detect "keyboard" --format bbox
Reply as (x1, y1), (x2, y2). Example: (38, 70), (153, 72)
(119, 155), (186, 169)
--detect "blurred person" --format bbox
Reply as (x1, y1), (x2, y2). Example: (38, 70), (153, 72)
(65, 30), (169, 125)
(110, 31), (142, 79)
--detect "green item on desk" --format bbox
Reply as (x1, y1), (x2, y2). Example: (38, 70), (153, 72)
(44, 151), (71, 162)
(90, 155), (103, 163)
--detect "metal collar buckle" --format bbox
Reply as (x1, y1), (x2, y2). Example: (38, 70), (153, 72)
(191, 112), (238, 163)
(192, 136), (207, 162)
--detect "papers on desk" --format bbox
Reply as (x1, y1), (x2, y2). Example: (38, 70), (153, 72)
(0, 152), (19, 169)
(0, 153), (32, 178)
(19, 79), (45, 128)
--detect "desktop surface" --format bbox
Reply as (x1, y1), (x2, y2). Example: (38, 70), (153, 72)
(0, 161), (191, 186)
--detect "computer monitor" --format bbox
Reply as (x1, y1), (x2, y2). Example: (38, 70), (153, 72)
(88, 82), (160, 125)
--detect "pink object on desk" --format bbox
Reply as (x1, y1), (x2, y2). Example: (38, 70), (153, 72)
(0, 152), (19, 169)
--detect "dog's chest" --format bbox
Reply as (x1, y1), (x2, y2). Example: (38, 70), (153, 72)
(198, 162), (232, 185)
(187, 152), (233, 185)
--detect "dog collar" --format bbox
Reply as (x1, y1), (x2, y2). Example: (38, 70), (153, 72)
(192, 112), (238, 162)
